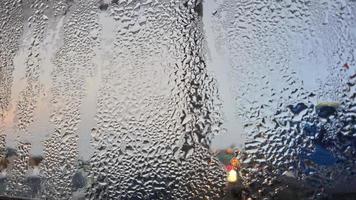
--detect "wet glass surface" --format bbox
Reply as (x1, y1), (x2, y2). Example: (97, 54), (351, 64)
(206, 0), (356, 199)
(0, 0), (355, 199)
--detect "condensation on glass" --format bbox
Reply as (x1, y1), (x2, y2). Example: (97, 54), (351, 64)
(0, 0), (225, 199)
(205, 0), (356, 199)
(0, 0), (355, 199)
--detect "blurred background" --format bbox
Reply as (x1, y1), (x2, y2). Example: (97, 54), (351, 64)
(0, 0), (355, 199)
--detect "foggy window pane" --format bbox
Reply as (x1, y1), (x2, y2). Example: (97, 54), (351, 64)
(0, 0), (355, 199)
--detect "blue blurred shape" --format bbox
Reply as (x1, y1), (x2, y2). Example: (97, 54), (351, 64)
(308, 145), (337, 166)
